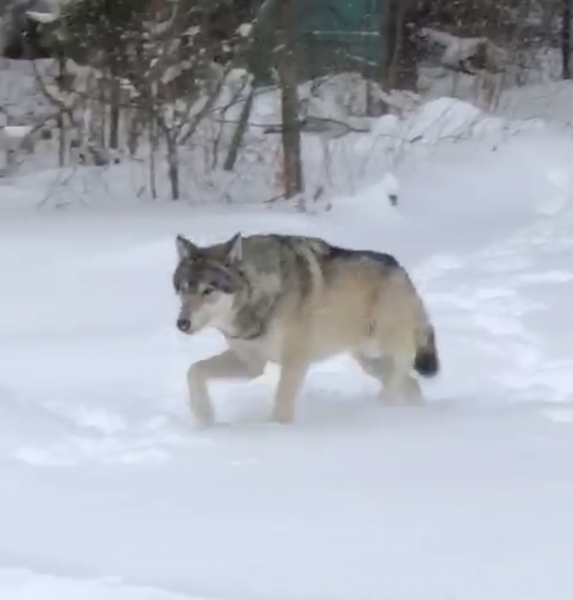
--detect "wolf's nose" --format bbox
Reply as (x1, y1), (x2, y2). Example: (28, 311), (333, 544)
(177, 318), (191, 332)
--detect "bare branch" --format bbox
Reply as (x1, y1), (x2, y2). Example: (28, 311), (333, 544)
(31, 60), (79, 129)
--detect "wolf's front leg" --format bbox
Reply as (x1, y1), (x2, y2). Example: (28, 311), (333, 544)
(187, 349), (265, 425)
(271, 358), (309, 424)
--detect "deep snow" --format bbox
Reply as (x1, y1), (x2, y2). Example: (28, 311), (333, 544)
(0, 97), (572, 599)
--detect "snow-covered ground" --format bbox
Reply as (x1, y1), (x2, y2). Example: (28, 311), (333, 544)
(0, 91), (572, 599)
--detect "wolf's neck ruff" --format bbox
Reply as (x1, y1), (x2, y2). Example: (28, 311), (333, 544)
(225, 235), (324, 342)
(224, 325), (265, 341)
(226, 270), (279, 341)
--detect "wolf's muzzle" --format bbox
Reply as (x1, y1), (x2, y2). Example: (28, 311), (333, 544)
(177, 317), (191, 332)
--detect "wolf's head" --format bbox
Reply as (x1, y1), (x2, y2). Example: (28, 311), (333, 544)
(173, 233), (244, 335)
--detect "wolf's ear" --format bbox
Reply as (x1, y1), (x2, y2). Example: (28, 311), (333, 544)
(175, 235), (198, 260)
(222, 232), (243, 264)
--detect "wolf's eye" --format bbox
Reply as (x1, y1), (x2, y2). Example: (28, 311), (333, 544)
(202, 286), (214, 297)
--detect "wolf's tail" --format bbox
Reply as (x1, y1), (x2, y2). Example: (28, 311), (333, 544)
(414, 324), (440, 377)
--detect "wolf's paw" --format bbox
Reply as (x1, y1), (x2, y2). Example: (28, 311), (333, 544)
(381, 376), (423, 405)
(189, 402), (214, 428)
(270, 408), (294, 425)
(191, 416), (215, 429)
(379, 390), (401, 405)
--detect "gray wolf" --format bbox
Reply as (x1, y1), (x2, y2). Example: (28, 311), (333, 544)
(173, 232), (439, 425)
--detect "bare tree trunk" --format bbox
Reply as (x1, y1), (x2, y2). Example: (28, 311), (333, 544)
(276, 0), (303, 199)
(563, 0), (572, 79)
(98, 82), (106, 148)
(57, 111), (66, 168)
(109, 75), (121, 149)
(377, 0), (390, 84)
(57, 54), (66, 167)
(385, 0), (404, 89)
(165, 132), (180, 200)
(503, 0), (533, 92)
(223, 87), (255, 171)
(385, 0), (418, 91)
(149, 114), (158, 200)
(128, 109), (142, 157)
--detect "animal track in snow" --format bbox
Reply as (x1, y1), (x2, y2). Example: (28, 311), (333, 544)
(472, 312), (525, 336)
(540, 408), (573, 424)
(10, 403), (197, 467)
(516, 270), (573, 285)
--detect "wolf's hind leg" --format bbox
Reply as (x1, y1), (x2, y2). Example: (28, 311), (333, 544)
(383, 350), (422, 403)
(187, 349), (266, 425)
(353, 352), (421, 403)
(352, 353), (390, 386)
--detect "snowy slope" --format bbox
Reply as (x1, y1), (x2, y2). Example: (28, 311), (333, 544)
(0, 114), (572, 598)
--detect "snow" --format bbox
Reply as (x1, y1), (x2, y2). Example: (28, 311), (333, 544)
(497, 80), (573, 131)
(0, 569), (193, 600)
(0, 125), (32, 139)
(25, 10), (58, 23)
(0, 89), (572, 600)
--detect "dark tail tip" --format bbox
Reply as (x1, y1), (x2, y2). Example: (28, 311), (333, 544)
(414, 327), (440, 377)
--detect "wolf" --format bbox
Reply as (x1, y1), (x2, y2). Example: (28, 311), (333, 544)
(173, 232), (439, 425)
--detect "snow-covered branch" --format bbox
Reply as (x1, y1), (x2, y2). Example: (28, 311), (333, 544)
(417, 27), (508, 75)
